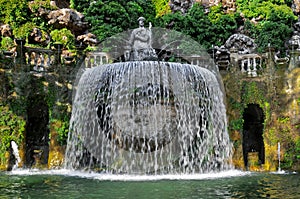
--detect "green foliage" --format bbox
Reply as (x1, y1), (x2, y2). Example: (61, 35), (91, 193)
(85, 1), (130, 41)
(46, 81), (70, 145)
(13, 22), (36, 39)
(243, 20), (257, 37)
(0, 105), (25, 163)
(282, 137), (300, 169)
(278, 116), (290, 124)
(82, 0), (156, 41)
(157, 11), (186, 30)
(236, 0), (294, 20)
(70, 0), (90, 13)
(256, 21), (293, 53)
(208, 7), (239, 46)
(52, 117), (70, 146)
(296, 138), (300, 160)
(0, 37), (15, 51)
(124, 1), (144, 28)
(29, 0), (57, 13)
(208, 4), (224, 23)
(184, 3), (212, 48)
(242, 81), (266, 107)
(157, 3), (211, 49)
(152, 0), (171, 17)
(229, 118), (244, 131)
(0, 0), (29, 27)
(157, 3), (240, 49)
(237, 1), (296, 52)
(50, 28), (75, 49)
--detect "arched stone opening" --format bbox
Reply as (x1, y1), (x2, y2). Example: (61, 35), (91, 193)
(242, 104), (265, 168)
(25, 94), (49, 167)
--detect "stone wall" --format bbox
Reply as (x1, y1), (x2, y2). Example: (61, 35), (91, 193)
(0, 43), (299, 171)
(0, 44), (84, 170)
(222, 49), (300, 171)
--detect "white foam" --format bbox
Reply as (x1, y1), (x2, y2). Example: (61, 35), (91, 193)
(11, 141), (21, 169)
(9, 169), (249, 181)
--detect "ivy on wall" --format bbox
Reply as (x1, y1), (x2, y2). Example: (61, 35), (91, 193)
(242, 81), (267, 108)
(0, 105), (25, 164)
(227, 80), (269, 131)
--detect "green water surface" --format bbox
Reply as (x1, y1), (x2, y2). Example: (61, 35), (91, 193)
(0, 171), (299, 199)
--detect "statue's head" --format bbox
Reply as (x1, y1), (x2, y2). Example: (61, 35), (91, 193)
(137, 17), (145, 27)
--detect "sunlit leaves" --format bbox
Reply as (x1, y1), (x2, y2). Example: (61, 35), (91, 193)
(152, 0), (171, 17)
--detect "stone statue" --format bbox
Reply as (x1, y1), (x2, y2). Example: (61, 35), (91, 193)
(127, 17), (157, 61)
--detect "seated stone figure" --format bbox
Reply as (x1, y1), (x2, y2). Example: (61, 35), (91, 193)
(127, 17), (157, 61)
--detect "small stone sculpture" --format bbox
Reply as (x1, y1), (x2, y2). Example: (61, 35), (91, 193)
(127, 17), (157, 61)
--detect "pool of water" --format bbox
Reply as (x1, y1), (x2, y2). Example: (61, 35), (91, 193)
(0, 170), (299, 198)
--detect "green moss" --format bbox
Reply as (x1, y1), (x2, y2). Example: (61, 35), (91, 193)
(229, 118), (244, 131)
(282, 137), (300, 169)
(242, 81), (266, 107)
(296, 138), (300, 160)
(13, 22), (36, 39)
(52, 117), (69, 146)
(0, 105), (25, 164)
(50, 28), (75, 50)
(46, 81), (70, 146)
(266, 128), (279, 145)
(0, 37), (15, 51)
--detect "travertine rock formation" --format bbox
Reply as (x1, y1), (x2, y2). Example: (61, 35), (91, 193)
(0, 24), (12, 37)
(47, 9), (89, 35)
(169, 0), (236, 13)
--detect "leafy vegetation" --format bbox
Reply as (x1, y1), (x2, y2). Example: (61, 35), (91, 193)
(79, 0), (156, 42)
(236, 1), (297, 53)
(152, 0), (171, 17)
(50, 28), (75, 49)
(0, 0), (297, 53)
(156, 3), (240, 49)
(0, 37), (15, 51)
(52, 117), (70, 146)
(0, 105), (25, 164)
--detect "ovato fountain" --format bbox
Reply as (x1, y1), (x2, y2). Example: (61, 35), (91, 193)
(2, 17), (299, 199)
(65, 17), (232, 174)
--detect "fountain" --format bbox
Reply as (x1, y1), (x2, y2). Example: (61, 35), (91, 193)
(278, 142), (281, 172)
(10, 141), (21, 170)
(65, 18), (232, 174)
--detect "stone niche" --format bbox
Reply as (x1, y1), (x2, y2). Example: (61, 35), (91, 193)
(25, 94), (50, 167)
(242, 104), (265, 169)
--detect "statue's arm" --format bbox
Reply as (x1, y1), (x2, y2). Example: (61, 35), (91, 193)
(135, 31), (150, 42)
(129, 30), (137, 47)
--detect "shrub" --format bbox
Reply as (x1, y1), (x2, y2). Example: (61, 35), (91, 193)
(0, 37), (15, 51)
(0, 105), (25, 164)
(50, 28), (75, 49)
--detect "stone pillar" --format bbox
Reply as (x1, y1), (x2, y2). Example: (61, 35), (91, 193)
(252, 57), (257, 77)
(247, 57), (251, 76)
(241, 60), (245, 72)
(15, 38), (26, 70)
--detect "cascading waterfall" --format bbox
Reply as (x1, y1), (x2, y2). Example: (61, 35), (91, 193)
(65, 61), (232, 174)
